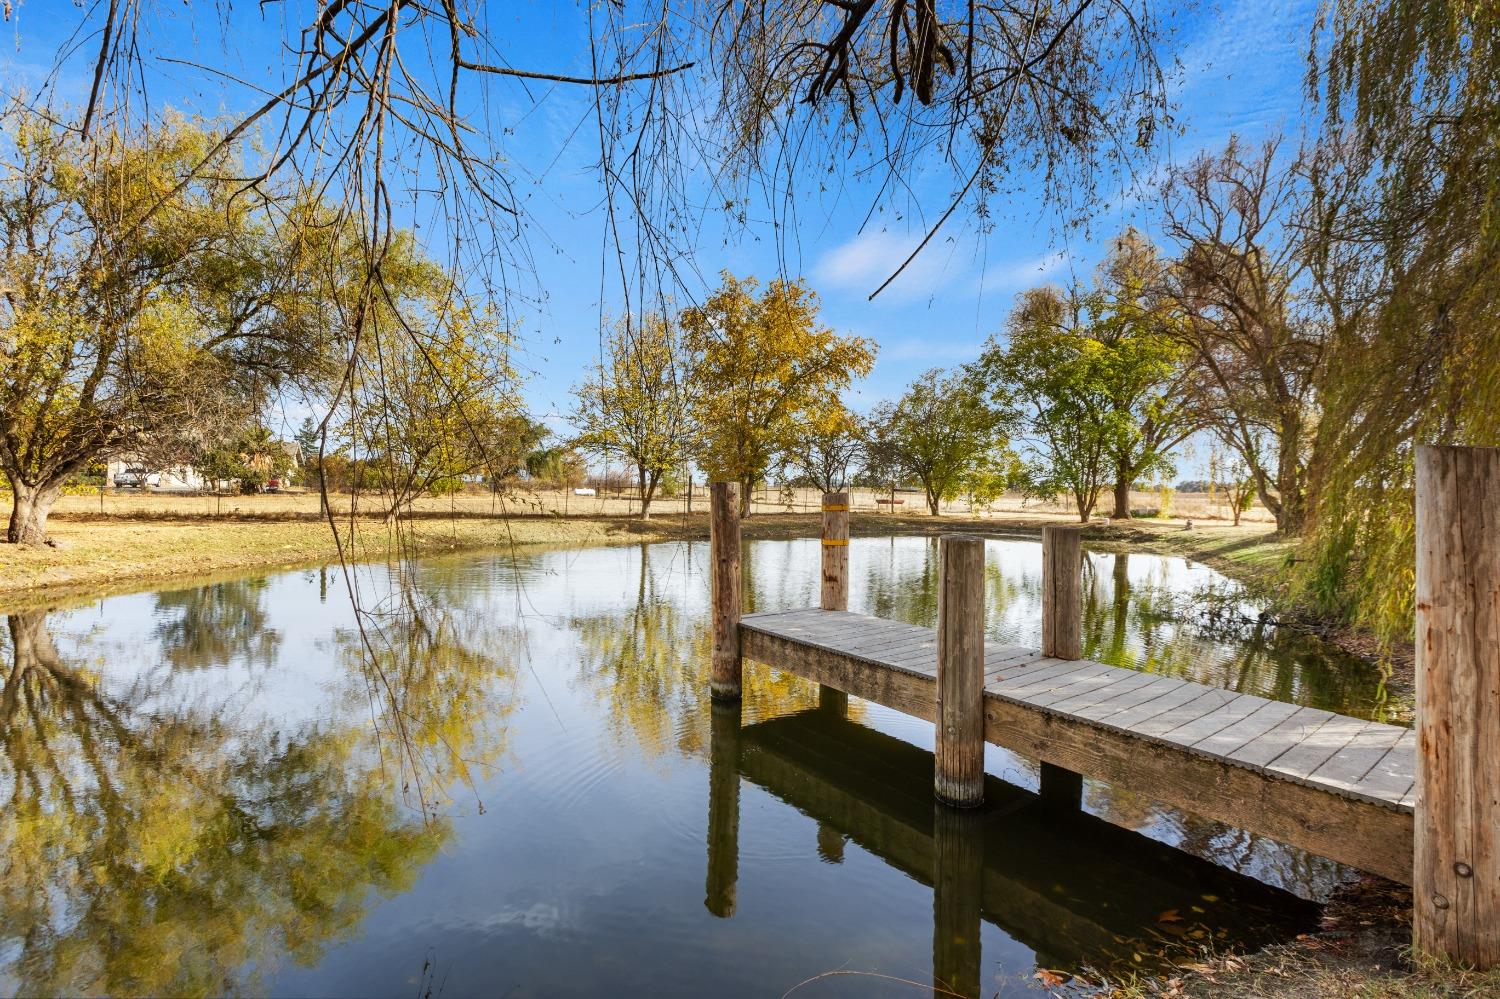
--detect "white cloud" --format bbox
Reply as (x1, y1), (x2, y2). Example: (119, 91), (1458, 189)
(813, 229), (962, 301)
(988, 249), (1071, 289)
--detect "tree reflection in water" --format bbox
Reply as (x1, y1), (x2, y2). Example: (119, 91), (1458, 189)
(0, 573), (516, 996)
(569, 543), (857, 760)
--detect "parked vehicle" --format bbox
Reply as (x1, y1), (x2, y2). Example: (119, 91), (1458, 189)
(112, 467), (158, 489)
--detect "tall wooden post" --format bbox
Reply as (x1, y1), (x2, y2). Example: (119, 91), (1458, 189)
(710, 482), (743, 701)
(704, 701), (742, 917)
(1041, 525), (1083, 661)
(1414, 445), (1500, 967)
(819, 491), (851, 715)
(936, 534), (986, 807)
(820, 491), (850, 611)
(931, 804), (984, 997)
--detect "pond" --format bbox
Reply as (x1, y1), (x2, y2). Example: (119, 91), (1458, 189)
(0, 536), (1396, 997)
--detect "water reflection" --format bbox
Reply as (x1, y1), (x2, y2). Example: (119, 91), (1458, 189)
(0, 537), (1391, 996)
(0, 583), (515, 996)
(708, 707), (1318, 993)
(857, 538), (1392, 721)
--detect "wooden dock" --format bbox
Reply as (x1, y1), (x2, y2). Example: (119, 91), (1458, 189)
(739, 606), (1415, 882)
(705, 452), (1500, 968)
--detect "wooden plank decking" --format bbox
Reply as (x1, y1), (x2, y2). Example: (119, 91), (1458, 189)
(740, 607), (1416, 884)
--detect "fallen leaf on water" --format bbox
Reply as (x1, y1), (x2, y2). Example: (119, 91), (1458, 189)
(1157, 909), (1184, 923)
(1033, 968), (1067, 988)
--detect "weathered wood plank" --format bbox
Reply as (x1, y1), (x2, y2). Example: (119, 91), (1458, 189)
(1045, 668), (1160, 716)
(1310, 722), (1407, 794)
(1158, 693), (1271, 748)
(1266, 716), (1370, 783)
(1024, 664), (1129, 708)
(1072, 675), (1186, 722)
(1191, 699), (1303, 759)
(1226, 706), (1340, 769)
(1101, 681), (1217, 732)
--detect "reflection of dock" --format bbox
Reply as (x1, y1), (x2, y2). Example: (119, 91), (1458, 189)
(705, 705), (1318, 990)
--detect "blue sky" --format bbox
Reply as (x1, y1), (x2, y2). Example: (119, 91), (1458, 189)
(7, 0), (1316, 475)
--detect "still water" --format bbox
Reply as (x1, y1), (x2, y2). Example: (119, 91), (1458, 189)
(0, 536), (1395, 997)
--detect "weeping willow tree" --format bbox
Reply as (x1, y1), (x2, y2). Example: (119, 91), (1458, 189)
(1299, 1), (1500, 644)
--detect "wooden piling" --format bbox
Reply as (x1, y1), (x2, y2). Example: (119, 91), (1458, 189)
(819, 491), (851, 714)
(1414, 445), (1500, 967)
(936, 534), (986, 807)
(820, 491), (850, 611)
(704, 700), (741, 917)
(710, 482), (743, 701)
(1042, 525), (1083, 661)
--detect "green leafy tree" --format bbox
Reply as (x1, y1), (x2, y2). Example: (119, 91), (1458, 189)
(572, 314), (695, 519)
(865, 369), (1013, 516)
(780, 405), (864, 493)
(339, 247), (525, 515)
(682, 273), (875, 516)
(981, 242), (1196, 523)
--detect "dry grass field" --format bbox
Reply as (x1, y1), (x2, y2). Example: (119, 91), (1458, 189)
(0, 480), (1283, 610)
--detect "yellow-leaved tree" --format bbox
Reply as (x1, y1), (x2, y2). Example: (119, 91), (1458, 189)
(0, 109), (338, 544)
(681, 273), (875, 515)
(571, 313), (695, 519)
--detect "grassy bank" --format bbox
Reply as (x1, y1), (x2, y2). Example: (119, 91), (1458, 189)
(0, 504), (1286, 607)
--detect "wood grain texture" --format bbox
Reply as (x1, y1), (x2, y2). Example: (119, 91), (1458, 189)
(709, 482), (742, 700)
(1042, 525), (1084, 660)
(820, 491), (850, 611)
(1414, 445), (1500, 966)
(936, 535), (987, 807)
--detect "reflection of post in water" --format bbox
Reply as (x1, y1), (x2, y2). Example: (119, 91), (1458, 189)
(705, 700), (742, 917)
(931, 804), (983, 999)
(816, 821), (846, 863)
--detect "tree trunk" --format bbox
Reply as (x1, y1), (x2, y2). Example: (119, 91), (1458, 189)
(1073, 488), (1094, 523)
(7, 477), (62, 545)
(927, 486), (941, 516)
(738, 476), (753, 518)
(1112, 470), (1132, 520)
(638, 465), (654, 521)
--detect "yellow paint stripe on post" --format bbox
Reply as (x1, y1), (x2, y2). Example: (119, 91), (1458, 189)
(821, 539), (848, 547)
(821, 504), (849, 512)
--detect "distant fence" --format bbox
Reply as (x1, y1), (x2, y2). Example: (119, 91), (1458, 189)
(34, 483), (1275, 524)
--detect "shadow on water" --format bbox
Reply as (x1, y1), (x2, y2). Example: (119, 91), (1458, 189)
(705, 703), (1320, 995)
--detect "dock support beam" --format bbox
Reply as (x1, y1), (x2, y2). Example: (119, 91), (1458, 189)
(936, 534), (986, 807)
(710, 482), (742, 701)
(819, 491), (851, 715)
(1041, 525), (1083, 661)
(1414, 445), (1500, 967)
